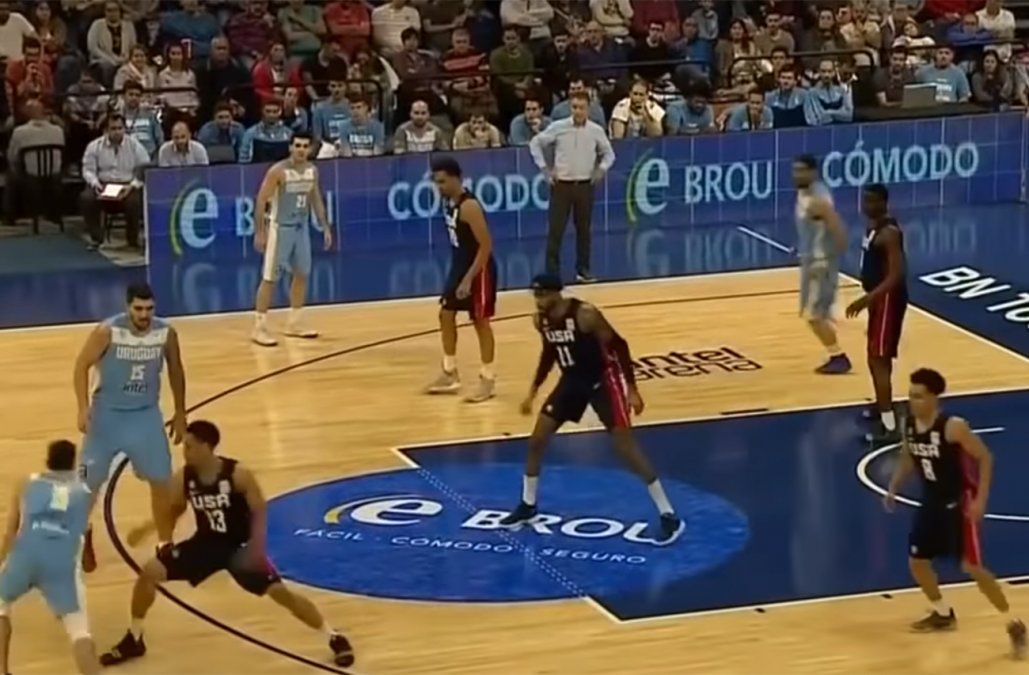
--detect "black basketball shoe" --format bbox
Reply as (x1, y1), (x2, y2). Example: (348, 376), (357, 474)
(910, 609), (957, 632)
(330, 633), (355, 667)
(100, 631), (146, 666)
(655, 513), (685, 546)
(499, 502), (537, 527)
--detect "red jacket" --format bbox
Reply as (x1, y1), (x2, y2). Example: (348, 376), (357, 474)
(921, 0), (985, 20)
(251, 58), (303, 104)
(630, 0), (680, 40)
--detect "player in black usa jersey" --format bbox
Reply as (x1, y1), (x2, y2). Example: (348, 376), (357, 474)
(885, 369), (1024, 656)
(100, 421), (355, 668)
(497, 274), (685, 545)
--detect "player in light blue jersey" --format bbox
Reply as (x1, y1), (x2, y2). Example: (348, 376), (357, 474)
(252, 131), (333, 347)
(792, 154), (851, 374)
(0, 440), (100, 674)
(73, 282), (187, 572)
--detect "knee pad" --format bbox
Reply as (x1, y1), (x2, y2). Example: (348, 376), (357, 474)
(61, 611), (91, 641)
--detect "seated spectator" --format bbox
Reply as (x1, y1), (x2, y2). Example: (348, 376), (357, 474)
(282, 86), (309, 133)
(393, 99), (449, 153)
(4, 98), (64, 227)
(279, 0), (326, 60)
(947, 13), (993, 67)
(893, 18), (934, 67)
(157, 120), (208, 167)
(158, 42), (199, 130)
(371, 0), (421, 57)
(324, 0), (371, 60)
(226, 0), (279, 71)
(537, 30), (578, 101)
(302, 39), (347, 104)
(552, 76), (606, 126)
(609, 80), (663, 138)
(393, 27), (443, 123)
(64, 68), (109, 169)
(837, 3), (881, 66)
(80, 113), (150, 249)
(577, 21), (626, 104)
(754, 11), (795, 55)
(7, 39), (53, 110)
(453, 108), (503, 149)
(972, 51), (1015, 109)
(501, 0), (554, 50)
(114, 45), (157, 106)
(196, 36), (256, 125)
(716, 19), (767, 88)
(240, 100), (293, 163)
(805, 59), (854, 125)
(466, 1), (503, 54)
(441, 27), (495, 122)
(87, 1), (136, 86)
(726, 89), (773, 131)
(318, 95), (385, 158)
(590, 0), (633, 40)
(121, 0), (159, 25)
(29, 2), (68, 73)
(158, 0), (221, 62)
(757, 46), (793, 90)
(880, 0), (911, 48)
(312, 71), (351, 144)
(664, 89), (715, 134)
(630, 20), (674, 84)
(689, 0), (719, 42)
(874, 46), (915, 106)
(509, 94), (550, 145)
(630, 0), (679, 42)
(715, 67), (758, 99)
(490, 26), (534, 126)
(916, 46), (971, 102)
(253, 42), (303, 106)
(765, 68), (808, 128)
(671, 16), (713, 84)
(346, 44), (391, 109)
(197, 102), (245, 161)
(118, 80), (161, 156)
(422, 0), (468, 55)
(800, 7), (847, 72)
(0, 2), (39, 66)
(977, 0), (1016, 63)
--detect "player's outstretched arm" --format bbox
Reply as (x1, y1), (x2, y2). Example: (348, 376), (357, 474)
(949, 417), (993, 521)
(0, 480), (25, 564)
(73, 324), (111, 434)
(164, 327), (187, 445)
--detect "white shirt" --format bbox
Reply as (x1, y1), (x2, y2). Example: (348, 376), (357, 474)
(976, 7), (1016, 61)
(0, 12), (35, 62)
(609, 98), (665, 138)
(371, 4), (421, 53)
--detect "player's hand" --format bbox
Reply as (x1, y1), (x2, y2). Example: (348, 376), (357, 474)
(882, 491), (896, 513)
(456, 277), (472, 300)
(323, 227), (333, 251)
(77, 407), (90, 434)
(241, 544), (269, 571)
(846, 295), (870, 318)
(170, 411), (187, 445)
(544, 168), (556, 185)
(628, 387), (645, 415)
(519, 395), (534, 416)
(254, 228), (267, 253)
(968, 498), (987, 522)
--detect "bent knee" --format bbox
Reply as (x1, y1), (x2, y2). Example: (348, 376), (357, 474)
(139, 558), (167, 583)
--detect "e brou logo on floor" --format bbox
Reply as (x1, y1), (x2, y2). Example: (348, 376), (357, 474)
(632, 347), (761, 381)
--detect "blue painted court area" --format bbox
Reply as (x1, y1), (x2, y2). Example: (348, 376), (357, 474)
(266, 389), (1029, 621)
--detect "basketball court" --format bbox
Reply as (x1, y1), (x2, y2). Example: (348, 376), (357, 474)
(5, 221), (1029, 674)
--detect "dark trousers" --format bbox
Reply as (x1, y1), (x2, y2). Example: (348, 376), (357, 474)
(80, 186), (143, 247)
(546, 179), (594, 275)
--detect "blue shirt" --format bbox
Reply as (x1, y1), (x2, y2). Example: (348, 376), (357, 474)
(766, 88), (809, 128)
(311, 99), (352, 143)
(804, 83), (853, 126)
(284, 108), (309, 135)
(159, 10), (222, 60)
(551, 99), (606, 127)
(726, 103), (773, 131)
(272, 160), (317, 226)
(94, 313), (169, 411)
(916, 64), (971, 103)
(16, 473), (91, 561)
(338, 118), (385, 157)
(239, 122), (293, 163)
(665, 101), (714, 134)
(575, 41), (625, 82)
(796, 181), (836, 264)
(122, 107), (162, 156)
(508, 114), (551, 146)
(671, 37), (713, 73)
(197, 120), (245, 158)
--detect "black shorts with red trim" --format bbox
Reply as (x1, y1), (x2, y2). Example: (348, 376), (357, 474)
(908, 497), (981, 566)
(540, 370), (632, 430)
(158, 535), (281, 596)
(867, 291), (907, 359)
(441, 256), (497, 320)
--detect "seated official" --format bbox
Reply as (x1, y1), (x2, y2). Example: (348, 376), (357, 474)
(157, 121), (210, 167)
(805, 59), (854, 126)
(79, 113), (150, 250)
(665, 91), (715, 135)
(197, 102), (246, 162)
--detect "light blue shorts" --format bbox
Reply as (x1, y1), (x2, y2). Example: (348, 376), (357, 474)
(799, 262), (839, 320)
(0, 545), (83, 616)
(262, 223), (312, 282)
(80, 405), (171, 491)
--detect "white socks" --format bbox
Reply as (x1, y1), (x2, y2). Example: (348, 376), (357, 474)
(881, 410), (897, 432)
(442, 354), (457, 373)
(480, 363), (495, 381)
(130, 618), (144, 640)
(289, 307), (303, 325)
(647, 479), (674, 516)
(254, 312), (268, 328)
(932, 599), (951, 615)
(827, 344), (843, 357)
(522, 475), (538, 506)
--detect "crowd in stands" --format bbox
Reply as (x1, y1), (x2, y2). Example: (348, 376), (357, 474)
(1, 0), (1029, 243)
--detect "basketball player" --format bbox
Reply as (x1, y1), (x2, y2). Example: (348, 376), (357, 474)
(885, 368), (1025, 656)
(0, 440), (99, 674)
(252, 131), (333, 347)
(498, 274), (684, 545)
(100, 420), (354, 668)
(845, 184), (907, 445)
(74, 282), (187, 572)
(792, 154), (850, 374)
(424, 156), (498, 403)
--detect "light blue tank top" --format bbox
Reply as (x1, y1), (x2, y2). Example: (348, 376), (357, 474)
(93, 313), (168, 410)
(795, 181), (835, 265)
(272, 161), (316, 227)
(17, 472), (91, 558)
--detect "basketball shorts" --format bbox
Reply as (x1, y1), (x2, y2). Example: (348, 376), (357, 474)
(541, 371), (632, 430)
(799, 261), (839, 320)
(80, 405), (171, 491)
(262, 222), (312, 283)
(0, 545), (84, 616)
(158, 536), (281, 596)
(908, 495), (981, 566)
(440, 256), (497, 320)
(867, 292), (907, 359)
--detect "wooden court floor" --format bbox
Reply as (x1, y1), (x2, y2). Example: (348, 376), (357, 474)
(3, 268), (1029, 674)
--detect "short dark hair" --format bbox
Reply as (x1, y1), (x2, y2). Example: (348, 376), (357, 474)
(890, 44), (908, 56)
(214, 101), (233, 115)
(126, 281), (154, 303)
(794, 154), (818, 169)
(911, 368), (946, 396)
(263, 99), (282, 110)
(569, 90), (590, 103)
(430, 156), (462, 178)
(292, 130), (313, 143)
(770, 46), (789, 57)
(401, 26), (418, 42)
(47, 440), (76, 472)
(106, 112), (126, 129)
(187, 420), (221, 449)
(864, 183), (889, 202)
(123, 79), (143, 93)
(348, 94), (370, 108)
